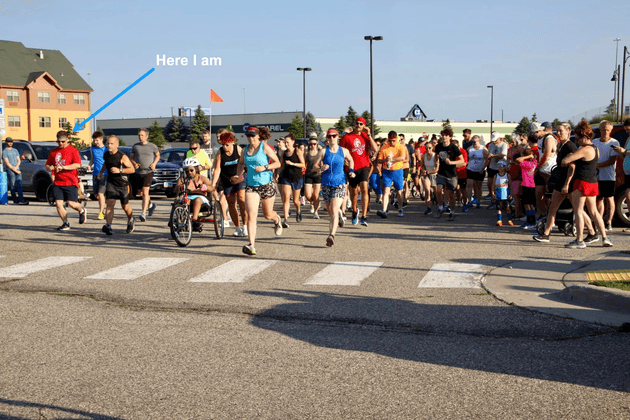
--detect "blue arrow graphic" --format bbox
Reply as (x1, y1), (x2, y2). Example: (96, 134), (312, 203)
(73, 68), (156, 132)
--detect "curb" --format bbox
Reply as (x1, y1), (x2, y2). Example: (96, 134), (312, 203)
(550, 285), (630, 315)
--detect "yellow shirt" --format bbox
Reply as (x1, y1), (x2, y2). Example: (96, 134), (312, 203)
(378, 143), (406, 171)
(186, 149), (211, 177)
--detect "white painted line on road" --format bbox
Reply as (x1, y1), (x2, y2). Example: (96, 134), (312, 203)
(85, 257), (189, 280)
(304, 262), (383, 286)
(418, 263), (486, 289)
(189, 259), (278, 283)
(0, 256), (92, 278)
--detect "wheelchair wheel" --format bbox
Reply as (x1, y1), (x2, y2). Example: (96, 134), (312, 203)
(170, 204), (192, 247)
(46, 184), (56, 206)
(213, 196), (224, 239)
(564, 223), (576, 237)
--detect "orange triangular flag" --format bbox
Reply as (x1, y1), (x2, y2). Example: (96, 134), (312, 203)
(210, 89), (224, 103)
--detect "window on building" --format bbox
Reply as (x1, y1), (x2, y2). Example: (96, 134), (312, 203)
(8, 116), (21, 127)
(39, 117), (51, 128)
(74, 118), (85, 126)
(73, 94), (85, 105)
(7, 91), (19, 102)
(59, 117), (67, 128)
(37, 92), (51, 103)
(58, 94), (66, 104)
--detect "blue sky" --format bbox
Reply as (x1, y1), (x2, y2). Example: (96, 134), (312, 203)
(3, 0), (629, 123)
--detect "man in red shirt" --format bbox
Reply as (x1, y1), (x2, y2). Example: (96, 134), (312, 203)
(45, 130), (86, 230)
(339, 117), (378, 226)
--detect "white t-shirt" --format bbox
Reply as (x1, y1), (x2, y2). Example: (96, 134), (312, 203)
(592, 138), (620, 181)
(488, 142), (508, 170)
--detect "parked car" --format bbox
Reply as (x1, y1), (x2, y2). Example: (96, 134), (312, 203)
(159, 147), (189, 167)
(2, 140), (91, 201)
(79, 146), (182, 198)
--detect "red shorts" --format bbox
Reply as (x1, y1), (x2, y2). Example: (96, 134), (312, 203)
(572, 179), (598, 197)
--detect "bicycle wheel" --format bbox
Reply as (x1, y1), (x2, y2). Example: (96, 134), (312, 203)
(170, 204), (192, 247)
(213, 196), (224, 239)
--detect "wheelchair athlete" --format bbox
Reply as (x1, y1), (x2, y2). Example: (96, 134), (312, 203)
(177, 157), (216, 230)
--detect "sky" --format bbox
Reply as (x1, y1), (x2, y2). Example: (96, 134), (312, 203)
(2, 0), (629, 124)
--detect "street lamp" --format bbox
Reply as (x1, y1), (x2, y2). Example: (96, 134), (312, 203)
(364, 36), (383, 135)
(243, 87), (246, 114)
(613, 38), (621, 121)
(622, 46), (629, 123)
(296, 67), (311, 138)
(487, 86), (493, 140)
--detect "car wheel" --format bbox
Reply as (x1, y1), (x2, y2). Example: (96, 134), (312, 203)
(614, 189), (630, 227)
(35, 176), (52, 202)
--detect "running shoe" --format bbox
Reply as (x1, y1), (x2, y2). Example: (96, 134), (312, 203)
(138, 213), (146, 222)
(520, 223), (533, 230)
(403, 201), (408, 208)
(223, 220), (231, 228)
(360, 217), (368, 226)
(126, 216), (135, 233)
(275, 217), (283, 236)
(79, 209), (87, 224)
(376, 210), (388, 219)
(57, 221), (70, 231)
(583, 234), (599, 244)
(102, 224), (113, 236)
(447, 212), (455, 222)
(495, 220), (503, 227)
(148, 202), (156, 217)
(445, 205), (451, 213)
(352, 211), (359, 225)
(98, 211), (105, 220)
(398, 209), (404, 217)
(393, 201), (399, 209)
(326, 235), (334, 247)
(462, 204), (469, 213)
(310, 205), (315, 214)
(533, 234), (550, 242)
(296, 212), (302, 222)
(282, 220), (289, 229)
(16, 200), (29, 205)
(242, 244), (257, 255)
(424, 208), (432, 215)
(483, 193), (492, 200)
(602, 237), (613, 247)
(435, 209), (443, 219)
(487, 202), (496, 210)
(471, 197), (479, 205)
(565, 240), (586, 249)
(300, 197), (306, 206)
(313, 212), (320, 219)
(338, 209), (346, 227)
(242, 225), (248, 236)
(507, 220), (514, 226)
(605, 222), (613, 232)
(233, 227), (243, 237)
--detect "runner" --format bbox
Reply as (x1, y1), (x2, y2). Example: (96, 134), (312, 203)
(434, 128), (463, 221)
(376, 131), (407, 218)
(507, 133), (524, 220)
(2, 137), (28, 205)
(45, 130), (86, 230)
(313, 128), (356, 247)
(90, 131), (107, 218)
(400, 133), (415, 208)
(593, 120), (619, 232)
(303, 136), (323, 219)
(98, 135), (135, 235)
(530, 122), (557, 219)
(412, 137), (426, 201)
(486, 132), (508, 209)
(462, 128), (474, 150)
(211, 131), (248, 237)
(451, 139), (468, 211)
(516, 148), (538, 229)
(278, 133), (306, 227)
(368, 137), (384, 217)
(420, 141), (439, 215)
(186, 140), (212, 178)
(199, 130), (214, 164)
(464, 135), (487, 210)
(232, 126), (283, 256)
(490, 160), (513, 226)
(130, 128), (159, 222)
(177, 157), (215, 232)
(339, 117), (378, 226)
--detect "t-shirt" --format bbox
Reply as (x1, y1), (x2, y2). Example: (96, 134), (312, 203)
(3, 148), (19, 169)
(520, 159), (537, 188)
(91, 146), (107, 176)
(554, 141), (578, 185)
(404, 143), (414, 169)
(488, 142), (508, 170)
(378, 143), (406, 171)
(45, 145), (81, 187)
(435, 142), (461, 178)
(131, 142), (159, 175)
(186, 149), (211, 177)
(462, 140), (474, 151)
(592, 138), (620, 181)
(340, 132), (371, 170)
(456, 148), (468, 179)
(508, 148), (521, 180)
(200, 141), (213, 159)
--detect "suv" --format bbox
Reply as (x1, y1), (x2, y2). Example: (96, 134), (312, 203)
(2, 140), (91, 201)
(79, 146), (182, 198)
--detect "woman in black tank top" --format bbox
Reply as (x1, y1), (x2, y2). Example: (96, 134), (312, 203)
(278, 134), (305, 227)
(303, 139), (323, 218)
(211, 132), (248, 237)
(560, 120), (611, 247)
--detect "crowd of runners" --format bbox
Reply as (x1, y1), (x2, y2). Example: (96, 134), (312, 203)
(5, 116), (629, 255)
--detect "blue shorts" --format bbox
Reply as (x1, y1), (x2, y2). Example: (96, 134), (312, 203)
(369, 173), (382, 195)
(278, 177), (304, 191)
(188, 194), (210, 206)
(381, 169), (404, 191)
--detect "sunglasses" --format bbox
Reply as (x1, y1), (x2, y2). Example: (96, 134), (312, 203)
(326, 135), (338, 138)
(186, 168), (196, 173)
(356, 122), (364, 126)
(190, 147), (199, 151)
(57, 140), (68, 143)
(309, 142), (318, 146)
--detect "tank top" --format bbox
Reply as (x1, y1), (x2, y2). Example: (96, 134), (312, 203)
(243, 142), (272, 187)
(495, 173), (509, 200)
(220, 145), (240, 179)
(104, 150), (128, 188)
(321, 146), (346, 187)
(304, 149), (319, 177)
(423, 153), (436, 172)
(280, 148), (302, 182)
(467, 148), (485, 172)
(574, 144), (598, 183)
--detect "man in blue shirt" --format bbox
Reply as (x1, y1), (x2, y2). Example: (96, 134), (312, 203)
(90, 132), (108, 219)
(2, 137), (28, 204)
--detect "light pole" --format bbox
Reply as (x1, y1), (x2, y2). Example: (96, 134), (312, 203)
(487, 86), (493, 140)
(613, 38), (621, 120)
(622, 46), (629, 122)
(296, 67), (311, 138)
(243, 87), (246, 114)
(364, 36), (383, 135)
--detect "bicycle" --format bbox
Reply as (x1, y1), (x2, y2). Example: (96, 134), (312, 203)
(169, 186), (224, 247)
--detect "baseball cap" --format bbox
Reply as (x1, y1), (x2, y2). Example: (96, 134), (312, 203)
(5, 137), (13, 142)
(308, 132), (318, 139)
(356, 117), (367, 125)
(326, 128), (339, 136)
(422, 131), (427, 136)
(275, 136), (285, 142)
(245, 127), (259, 137)
(497, 160), (508, 167)
(491, 131), (500, 142)
(529, 122), (544, 134)
(541, 121), (552, 129)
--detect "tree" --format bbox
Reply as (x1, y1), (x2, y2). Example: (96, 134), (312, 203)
(344, 106), (359, 127)
(225, 124), (235, 132)
(63, 121), (84, 150)
(148, 120), (167, 148)
(287, 114), (304, 139)
(531, 113), (538, 122)
(165, 116), (188, 143)
(305, 112), (322, 140)
(514, 116), (530, 136)
(190, 105), (208, 143)
(605, 99), (617, 117)
(360, 110), (381, 136)
(333, 116), (347, 134)
(441, 119), (453, 131)
(552, 118), (561, 130)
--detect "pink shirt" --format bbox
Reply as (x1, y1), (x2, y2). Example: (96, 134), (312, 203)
(520, 159), (537, 188)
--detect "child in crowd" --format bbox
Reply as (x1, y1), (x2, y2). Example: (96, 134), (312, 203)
(516, 148), (538, 229)
(490, 160), (513, 226)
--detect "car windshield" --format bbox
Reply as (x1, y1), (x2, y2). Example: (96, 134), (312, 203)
(32, 145), (58, 160)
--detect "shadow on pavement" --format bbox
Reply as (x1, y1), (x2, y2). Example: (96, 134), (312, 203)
(0, 398), (122, 419)
(248, 289), (630, 392)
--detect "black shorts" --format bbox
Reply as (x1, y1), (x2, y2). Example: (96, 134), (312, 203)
(457, 178), (467, 189)
(304, 174), (322, 185)
(134, 172), (153, 189)
(521, 186), (536, 205)
(534, 172), (547, 187)
(106, 183), (130, 205)
(487, 168), (498, 182)
(467, 169), (485, 182)
(403, 168), (410, 181)
(219, 180), (246, 196)
(597, 180), (615, 198)
(347, 166), (370, 188)
(52, 185), (78, 203)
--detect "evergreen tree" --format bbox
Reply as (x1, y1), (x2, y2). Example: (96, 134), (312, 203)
(344, 106), (359, 127)
(165, 116), (188, 143)
(148, 120), (166, 148)
(305, 112), (322, 140)
(441, 119), (453, 131)
(288, 114), (304, 139)
(96, 125), (104, 135)
(514, 116), (531, 135)
(190, 105), (208, 143)
(531, 113), (538, 122)
(225, 124), (235, 132)
(361, 110), (381, 136)
(552, 118), (561, 129)
(333, 116), (347, 134)
(63, 121), (84, 150)
(605, 99), (617, 117)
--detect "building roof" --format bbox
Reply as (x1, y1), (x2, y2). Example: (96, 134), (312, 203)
(0, 40), (92, 92)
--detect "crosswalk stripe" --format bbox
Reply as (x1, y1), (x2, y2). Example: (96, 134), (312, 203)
(189, 259), (278, 283)
(0, 256), (92, 278)
(418, 263), (485, 288)
(85, 257), (189, 280)
(304, 262), (383, 286)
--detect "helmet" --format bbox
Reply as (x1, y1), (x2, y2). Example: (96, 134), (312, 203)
(183, 157), (200, 168)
